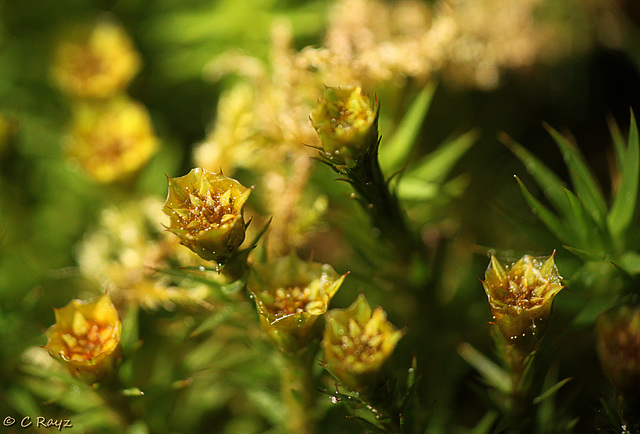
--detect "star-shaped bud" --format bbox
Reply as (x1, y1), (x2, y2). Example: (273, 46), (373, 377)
(310, 86), (378, 166)
(323, 294), (404, 393)
(482, 253), (564, 343)
(45, 294), (122, 383)
(162, 168), (252, 263)
(248, 255), (346, 353)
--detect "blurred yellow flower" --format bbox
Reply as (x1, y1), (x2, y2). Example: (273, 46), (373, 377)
(482, 253), (564, 342)
(77, 198), (211, 310)
(0, 115), (17, 158)
(45, 294), (121, 383)
(163, 168), (252, 263)
(66, 98), (158, 183)
(248, 255), (346, 353)
(323, 294), (404, 393)
(51, 17), (141, 98)
(596, 305), (640, 399)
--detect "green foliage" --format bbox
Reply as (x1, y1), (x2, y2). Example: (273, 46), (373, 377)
(504, 113), (640, 270)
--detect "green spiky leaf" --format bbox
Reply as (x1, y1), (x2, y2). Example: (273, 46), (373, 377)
(501, 132), (572, 218)
(545, 124), (608, 222)
(608, 116), (627, 170)
(515, 176), (569, 245)
(533, 377), (572, 405)
(380, 82), (436, 173)
(458, 343), (511, 394)
(396, 178), (439, 201)
(561, 186), (611, 256)
(408, 129), (478, 183)
(469, 411), (499, 434)
(608, 111), (639, 239)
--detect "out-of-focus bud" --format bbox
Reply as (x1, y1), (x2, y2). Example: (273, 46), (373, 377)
(0, 115), (17, 158)
(596, 305), (640, 404)
(323, 294), (404, 393)
(162, 168), (252, 263)
(248, 255), (346, 353)
(66, 98), (158, 183)
(310, 86), (378, 165)
(51, 17), (141, 98)
(45, 294), (122, 383)
(482, 253), (564, 343)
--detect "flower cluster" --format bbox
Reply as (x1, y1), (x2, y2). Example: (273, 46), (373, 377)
(52, 17), (159, 185)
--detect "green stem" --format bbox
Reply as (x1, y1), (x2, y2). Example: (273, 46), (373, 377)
(366, 388), (403, 434)
(280, 350), (316, 434)
(502, 342), (535, 432)
(345, 140), (423, 266)
(219, 252), (248, 283)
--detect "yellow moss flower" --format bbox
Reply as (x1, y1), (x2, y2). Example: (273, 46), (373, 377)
(310, 86), (378, 165)
(323, 294), (404, 393)
(45, 294), (121, 383)
(51, 18), (141, 98)
(162, 168), (252, 263)
(482, 253), (564, 342)
(596, 306), (640, 400)
(248, 255), (346, 353)
(66, 98), (158, 183)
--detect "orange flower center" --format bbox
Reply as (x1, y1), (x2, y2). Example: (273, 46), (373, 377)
(502, 275), (548, 309)
(271, 286), (311, 317)
(62, 324), (116, 361)
(177, 190), (237, 236)
(70, 47), (108, 82)
(487, 261), (557, 310)
(607, 326), (640, 360)
(91, 135), (129, 163)
(340, 325), (380, 364)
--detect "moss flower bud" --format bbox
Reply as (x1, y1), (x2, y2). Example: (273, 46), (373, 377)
(248, 255), (346, 353)
(310, 86), (378, 165)
(66, 98), (158, 183)
(323, 294), (404, 393)
(482, 253), (564, 343)
(596, 306), (640, 404)
(51, 18), (141, 98)
(162, 168), (252, 263)
(45, 294), (122, 383)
